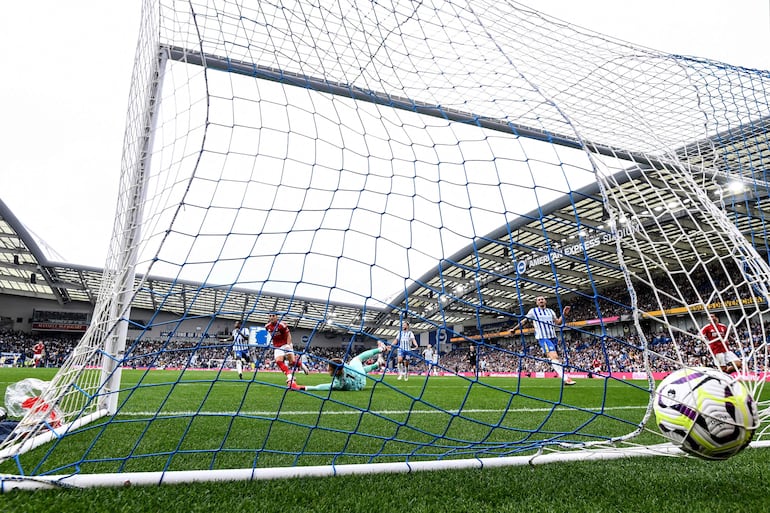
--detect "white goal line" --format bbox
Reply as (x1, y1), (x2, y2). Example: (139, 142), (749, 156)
(124, 405), (648, 417)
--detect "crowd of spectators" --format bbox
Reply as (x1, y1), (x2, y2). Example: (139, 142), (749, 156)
(2, 315), (767, 377)
(465, 263), (743, 341)
(1, 254), (767, 378)
(440, 260), (763, 375)
(3, 250), (759, 376)
(0, 330), (372, 374)
(0, 330), (80, 368)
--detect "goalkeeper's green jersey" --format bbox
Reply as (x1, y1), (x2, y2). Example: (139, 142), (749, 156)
(303, 347), (384, 392)
(307, 359), (366, 391)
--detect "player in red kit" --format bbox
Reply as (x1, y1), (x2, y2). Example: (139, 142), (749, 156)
(700, 312), (742, 373)
(265, 313), (308, 384)
(32, 341), (46, 368)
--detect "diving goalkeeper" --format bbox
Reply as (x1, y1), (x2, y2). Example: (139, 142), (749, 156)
(290, 342), (387, 391)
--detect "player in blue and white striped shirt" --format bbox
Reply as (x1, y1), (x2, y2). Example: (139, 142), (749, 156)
(226, 319), (252, 379)
(393, 320), (418, 381)
(511, 296), (575, 385)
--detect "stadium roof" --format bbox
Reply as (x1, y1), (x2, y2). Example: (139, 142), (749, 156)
(1, 119), (769, 340)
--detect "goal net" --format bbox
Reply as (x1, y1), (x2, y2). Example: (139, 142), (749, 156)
(2, 0), (770, 488)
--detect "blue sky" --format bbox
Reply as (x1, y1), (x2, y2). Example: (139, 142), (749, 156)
(1, 1), (768, 268)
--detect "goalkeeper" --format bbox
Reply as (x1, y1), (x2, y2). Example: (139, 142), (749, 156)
(291, 342), (387, 392)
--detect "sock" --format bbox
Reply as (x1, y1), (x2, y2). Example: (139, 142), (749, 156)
(236, 360), (243, 375)
(551, 359), (563, 378)
(277, 360), (290, 374)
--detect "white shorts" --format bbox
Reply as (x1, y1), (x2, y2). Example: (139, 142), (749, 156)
(273, 344), (294, 360)
(714, 351), (740, 368)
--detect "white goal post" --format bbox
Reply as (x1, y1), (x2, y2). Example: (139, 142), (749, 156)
(2, 0), (770, 489)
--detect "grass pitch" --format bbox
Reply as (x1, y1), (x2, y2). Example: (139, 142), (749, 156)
(1, 367), (767, 513)
(1, 367), (655, 475)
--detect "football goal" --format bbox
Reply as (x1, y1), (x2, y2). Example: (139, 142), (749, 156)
(2, 0), (770, 489)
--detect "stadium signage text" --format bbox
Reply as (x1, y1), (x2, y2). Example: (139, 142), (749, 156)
(645, 296), (767, 318)
(515, 221), (641, 275)
(31, 322), (88, 332)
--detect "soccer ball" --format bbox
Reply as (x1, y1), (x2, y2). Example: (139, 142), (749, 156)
(653, 367), (757, 460)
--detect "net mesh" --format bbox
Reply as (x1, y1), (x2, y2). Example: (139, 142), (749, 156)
(2, 0), (770, 486)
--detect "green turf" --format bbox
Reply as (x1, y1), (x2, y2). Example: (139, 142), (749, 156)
(2, 447), (768, 513)
(0, 367), (766, 512)
(0, 368), (657, 475)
